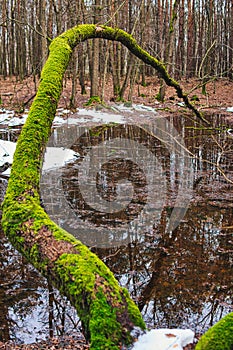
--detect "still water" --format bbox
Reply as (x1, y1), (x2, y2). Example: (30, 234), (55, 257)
(0, 109), (232, 343)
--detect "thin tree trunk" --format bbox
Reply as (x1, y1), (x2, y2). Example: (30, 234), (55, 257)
(187, 0), (195, 78)
(101, 41), (110, 101)
(176, 0), (185, 78)
(110, 42), (121, 98)
(78, 44), (87, 95)
(119, 53), (135, 100)
(1, 0), (8, 77)
(229, 0), (233, 80)
(158, 0), (180, 102)
(40, 0), (48, 68)
(9, 0), (15, 76)
(90, 0), (101, 98)
(69, 0), (79, 109)
(90, 38), (100, 97)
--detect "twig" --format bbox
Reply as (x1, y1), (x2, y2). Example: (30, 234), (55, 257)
(103, 1), (126, 26)
(7, 17), (52, 42)
(198, 40), (217, 78)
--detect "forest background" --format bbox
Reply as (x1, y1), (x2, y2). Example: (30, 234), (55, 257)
(0, 0), (233, 111)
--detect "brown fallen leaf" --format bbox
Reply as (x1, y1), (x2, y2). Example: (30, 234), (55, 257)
(165, 333), (177, 338)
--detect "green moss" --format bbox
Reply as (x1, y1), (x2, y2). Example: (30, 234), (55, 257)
(116, 96), (125, 102)
(191, 95), (200, 102)
(122, 288), (146, 331)
(89, 289), (122, 349)
(195, 313), (233, 350)
(54, 252), (144, 348)
(155, 91), (164, 102)
(85, 96), (102, 106)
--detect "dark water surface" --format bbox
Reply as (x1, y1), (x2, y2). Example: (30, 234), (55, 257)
(0, 111), (232, 343)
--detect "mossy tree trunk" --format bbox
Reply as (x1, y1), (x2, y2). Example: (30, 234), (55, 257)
(2, 24), (207, 349)
(195, 312), (233, 350)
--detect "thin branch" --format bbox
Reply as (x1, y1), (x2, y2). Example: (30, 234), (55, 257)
(7, 17), (52, 42)
(198, 39), (217, 78)
(103, 1), (126, 26)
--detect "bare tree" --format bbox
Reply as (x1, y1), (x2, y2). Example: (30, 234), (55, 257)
(90, 0), (101, 98)
(1, 0), (233, 92)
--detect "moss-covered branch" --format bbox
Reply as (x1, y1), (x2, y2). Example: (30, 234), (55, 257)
(195, 312), (233, 349)
(61, 24), (207, 122)
(2, 24), (210, 349)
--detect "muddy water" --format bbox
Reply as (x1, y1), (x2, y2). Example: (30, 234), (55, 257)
(0, 111), (232, 343)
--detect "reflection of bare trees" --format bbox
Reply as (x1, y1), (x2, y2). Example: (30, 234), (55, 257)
(0, 288), (10, 341)
(0, 230), (44, 341)
(95, 202), (232, 331)
(47, 280), (80, 339)
(92, 114), (233, 331)
(0, 229), (80, 342)
(1, 174), (80, 342)
(66, 124), (159, 224)
(66, 114), (232, 331)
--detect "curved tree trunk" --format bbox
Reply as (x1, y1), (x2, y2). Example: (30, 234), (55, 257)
(2, 24), (208, 349)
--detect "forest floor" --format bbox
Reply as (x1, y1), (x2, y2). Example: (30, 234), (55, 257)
(0, 338), (196, 350)
(1, 75), (233, 122)
(0, 75), (233, 349)
(0, 331), (197, 350)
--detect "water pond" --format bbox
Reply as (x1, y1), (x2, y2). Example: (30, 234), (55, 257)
(0, 106), (232, 344)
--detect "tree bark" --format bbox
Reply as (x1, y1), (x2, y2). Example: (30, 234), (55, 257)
(2, 23), (207, 350)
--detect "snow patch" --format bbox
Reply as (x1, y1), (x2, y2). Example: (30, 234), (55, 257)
(42, 147), (79, 172)
(8, 114), (28, 126)
(77, 108), (125, 123)
(0, 140), (79, 175)
(0, 109), (28, 126)
(0, 103), (157, 128)
(0, 140), (16, 173)
(131, 328), (194, 350)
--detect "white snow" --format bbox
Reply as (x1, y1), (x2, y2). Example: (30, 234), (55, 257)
(0, 140), (16, 169)
(53, 116), (67, 125)
(177, 102), (185, 107)
(0, 140), (79, 175)
(132, 328), (195, 350)
(77, 108), (125, 123)
(8, 114), (28, 126)
(0, 107), (127, 127)
(42, 147), (79, 171)
(226, 106), (233, 112)
(0, 109), (28, 126)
